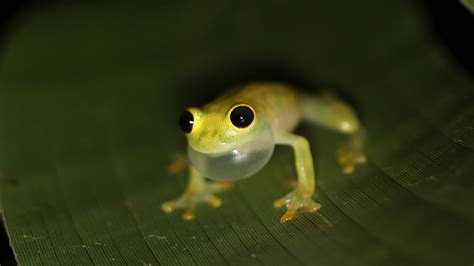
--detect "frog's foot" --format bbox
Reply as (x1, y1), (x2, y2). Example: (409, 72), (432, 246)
(337, 143), (366, 174)
(161, 181), (233, 220)
(274, 189), (321, 223)
(167, 153), (189, 174)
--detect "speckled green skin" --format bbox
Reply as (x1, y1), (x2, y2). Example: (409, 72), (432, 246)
(185, 83), (302, 154)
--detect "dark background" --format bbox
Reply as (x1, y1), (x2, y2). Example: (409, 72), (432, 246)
(0, 0), (473, 265)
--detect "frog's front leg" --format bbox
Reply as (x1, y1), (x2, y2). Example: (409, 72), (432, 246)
(161, 166), (233, 220)
(273, 132), (321, 223)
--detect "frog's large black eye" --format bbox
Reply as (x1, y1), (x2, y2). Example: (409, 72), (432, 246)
(230, 105), (254, 128)
(179, 110), (194, 133)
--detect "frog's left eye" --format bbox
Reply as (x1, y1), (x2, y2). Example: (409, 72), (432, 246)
(179, 110), (194, 133)
(230, 105), (254, 128)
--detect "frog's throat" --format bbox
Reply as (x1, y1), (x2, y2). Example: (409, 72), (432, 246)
(187, 125), (275, 181)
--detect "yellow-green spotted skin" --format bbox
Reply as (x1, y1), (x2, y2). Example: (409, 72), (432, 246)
(162, 82), (366, 223)
(186, 83), (301, 154)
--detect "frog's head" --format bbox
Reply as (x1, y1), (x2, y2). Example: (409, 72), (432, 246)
(178, 103), (274, 181)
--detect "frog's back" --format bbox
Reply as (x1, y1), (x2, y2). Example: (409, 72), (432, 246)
(206, 82), (303, 132)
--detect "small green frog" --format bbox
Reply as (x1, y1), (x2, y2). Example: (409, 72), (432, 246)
(162, 82), (365, 223)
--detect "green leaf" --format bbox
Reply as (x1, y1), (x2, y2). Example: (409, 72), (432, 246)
(1, 0), (473, 265)
(461, 0), (474, 13)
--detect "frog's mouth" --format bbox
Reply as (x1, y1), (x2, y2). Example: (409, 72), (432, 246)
(188, 125), (275, 181)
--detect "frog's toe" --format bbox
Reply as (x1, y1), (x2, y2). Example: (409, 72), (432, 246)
(167, 153), (189, 174)
(337, 145), (366, 174)
(161, 201), (178, 213)
(182, 209), (196, 220)
(161, 198), (191, 213)
(304, 200), (321, 212)
(275, 190), (321, 223)
(207, 195), (223, 207)
(273, 198), (286, 208)
(273, 190), (294, 208)
(209, 181), (234, 192)
(280, 210), (296, 223)
(342, 164), (355, 174)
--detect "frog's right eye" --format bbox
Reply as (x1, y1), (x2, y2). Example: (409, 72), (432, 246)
(179, 110), (194, 133)
(230, 105), (254, 128)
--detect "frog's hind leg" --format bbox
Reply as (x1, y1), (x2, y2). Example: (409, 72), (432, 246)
(161, 166), (233, 220)
(337, 128), (366, 173)
(301, 92), (366, 174)
(274, 132), (321, 223)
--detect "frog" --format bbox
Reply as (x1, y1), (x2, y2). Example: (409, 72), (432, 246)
(162, 82), (366, 223)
